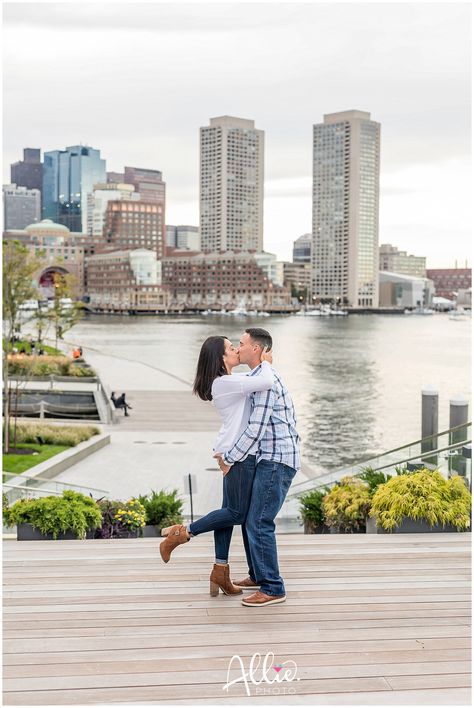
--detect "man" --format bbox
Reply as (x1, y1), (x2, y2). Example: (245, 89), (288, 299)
(215, 328), (300, 607)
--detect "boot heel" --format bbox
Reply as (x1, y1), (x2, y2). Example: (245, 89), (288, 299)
(210, 580), (220, 597)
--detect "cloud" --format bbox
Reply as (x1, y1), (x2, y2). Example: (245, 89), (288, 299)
(2, 2), (471, 264)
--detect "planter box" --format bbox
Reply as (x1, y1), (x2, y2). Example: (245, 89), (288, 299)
(329, 526), (366, 534)
(140, 524), (162, 538)
(303, 519), (330, 534)
(17, 522), (95, 541)
(366, 516), (465, 534)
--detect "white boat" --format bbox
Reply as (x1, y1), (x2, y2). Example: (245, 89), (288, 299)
(331, 309), (348, 316)
(257, 311), (270, 317)
(405, 307), (434, 315)
(449, 308), (469, 321)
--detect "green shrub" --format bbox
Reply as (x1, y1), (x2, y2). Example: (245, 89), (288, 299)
(370, 468), (472, 532)
(355, 467), (393, 495)
(298, 487), (330, 530)
(8, 422), (100, 447)
(136, 489), (183, 527)
(3, 490), (102, 539)
(322, 476), (371, 533)
(7, 355), (95, 378)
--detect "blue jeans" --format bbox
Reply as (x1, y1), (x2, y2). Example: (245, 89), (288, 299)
(242, 459), (297, 596)
(188, 455), (256, 562)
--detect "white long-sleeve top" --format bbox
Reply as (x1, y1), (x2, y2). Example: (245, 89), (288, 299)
(211, 361), (274, 458)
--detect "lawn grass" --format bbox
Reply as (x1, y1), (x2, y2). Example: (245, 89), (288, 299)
(3, 338), (61, 355)
(3, 443), (69, 476)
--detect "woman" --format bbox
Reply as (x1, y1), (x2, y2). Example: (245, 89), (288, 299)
(159, 335), (273, 596)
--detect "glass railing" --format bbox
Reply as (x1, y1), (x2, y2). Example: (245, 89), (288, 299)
(2, 473), (108, 504)
(287, 422), (472, 501)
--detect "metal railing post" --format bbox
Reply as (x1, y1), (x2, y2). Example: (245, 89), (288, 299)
(421, 386), (438, 467)
(449, 396), (469, 478)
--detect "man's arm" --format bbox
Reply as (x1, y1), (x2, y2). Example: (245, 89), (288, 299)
(221, 386), (277, 466)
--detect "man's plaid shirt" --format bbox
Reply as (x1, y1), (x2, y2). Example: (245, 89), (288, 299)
(222, 364), (301, 471)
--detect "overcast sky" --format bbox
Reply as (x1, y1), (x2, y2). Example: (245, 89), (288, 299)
(3, 1), (471, 266)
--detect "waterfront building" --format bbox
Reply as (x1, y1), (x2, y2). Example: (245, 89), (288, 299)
(107, 171), (125, 183)
(42, 145), (106, 232)
(87, 183), (139, 236)
(293, 234), (312, 263)
(85, 249), (169, 310)
(253, 251), (284, 286)
(379, 271), (434, 308)
(200, 116), (264, 253)
(10, 148), (43, 197)
(3, 184), (41, 230)
(162, 251), (291, 309)
(283, 262), (312, 300)
(166, 225), (200, 251)
(3, 219), (85, 298)
(312, 110), (381, 307)
(123, 166), (166, 206)
(379, 244), (426, 278)
(102, 200), (164, 259)
(426, 268), (472, 300)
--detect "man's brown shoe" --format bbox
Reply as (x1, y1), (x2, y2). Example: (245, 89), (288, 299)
(242, 590), (286, 607)
(209, 564), (243, 596)
(233, 576), (259, 589)
(159, 524), (190, 563)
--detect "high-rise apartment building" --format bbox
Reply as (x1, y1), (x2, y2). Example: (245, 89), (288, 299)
(3, 184), (41, 230)
(166, 225), (200, 251)
(379, 244), (426, 278)
(123, 166), (166, 205)
(200, 116), (264, 253)
(87, 183), (139, 236)
(10, 148), (43, 197)
(103, 200), (164, 259)
(42, 145), (106, 232)
(312, 110), (381, 307)
(293, 234), (312, 263)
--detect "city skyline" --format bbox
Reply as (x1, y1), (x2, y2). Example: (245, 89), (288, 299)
(3, 2), (471, 267)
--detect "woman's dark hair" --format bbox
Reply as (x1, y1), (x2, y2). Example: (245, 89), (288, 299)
(193, 335), (228, 401)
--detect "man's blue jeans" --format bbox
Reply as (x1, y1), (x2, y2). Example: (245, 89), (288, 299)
(188, 455), (256, 562)
(242, 459), (297, 596)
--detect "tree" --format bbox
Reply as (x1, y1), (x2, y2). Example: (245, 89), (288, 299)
(2, 241), (44, 453)
(49, 271), (84, 349)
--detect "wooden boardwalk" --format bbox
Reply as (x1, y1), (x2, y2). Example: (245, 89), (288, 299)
(3, 533), (471, 705)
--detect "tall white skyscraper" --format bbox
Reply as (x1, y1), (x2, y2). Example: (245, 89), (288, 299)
(199, 116), (264, 252)
(312, 110), (381, 307)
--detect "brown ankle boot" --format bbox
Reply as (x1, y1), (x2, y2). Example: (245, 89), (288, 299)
(159, 525), (190, 563)
(209, 563), (243, 596)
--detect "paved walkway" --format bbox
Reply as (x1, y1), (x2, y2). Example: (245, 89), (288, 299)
(3, 533), (471, 705)
(52, 342), (310, 519)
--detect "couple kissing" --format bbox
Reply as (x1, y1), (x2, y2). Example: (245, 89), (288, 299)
(159, 328), (300, 608)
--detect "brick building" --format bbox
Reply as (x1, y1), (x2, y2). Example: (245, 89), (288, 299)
(103, 200), (164, 259)
(426, 268), (471, 300)
(85, 249), (169, 311)
(162, 251), (291, 310)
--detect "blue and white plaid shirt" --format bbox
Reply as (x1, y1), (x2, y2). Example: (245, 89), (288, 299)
(222, 364), (301, 471)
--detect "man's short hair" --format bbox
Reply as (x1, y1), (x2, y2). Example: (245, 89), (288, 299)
(245, 328), (272, 351)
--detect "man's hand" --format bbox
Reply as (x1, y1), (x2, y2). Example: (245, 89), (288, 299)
(213, 452), (232, 476)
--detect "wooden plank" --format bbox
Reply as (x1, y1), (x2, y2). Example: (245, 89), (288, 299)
(3, 534), (470, 705)
(4, 661), (472, 692)
(3, 648), (470, 678)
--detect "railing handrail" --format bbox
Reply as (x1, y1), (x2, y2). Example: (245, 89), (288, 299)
(2, 472), (108, 494)
(287, 438), (472, 499)
(291, 422), (471, 491)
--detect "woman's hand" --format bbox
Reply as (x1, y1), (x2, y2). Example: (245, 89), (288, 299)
(260, 346), (273, 364)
